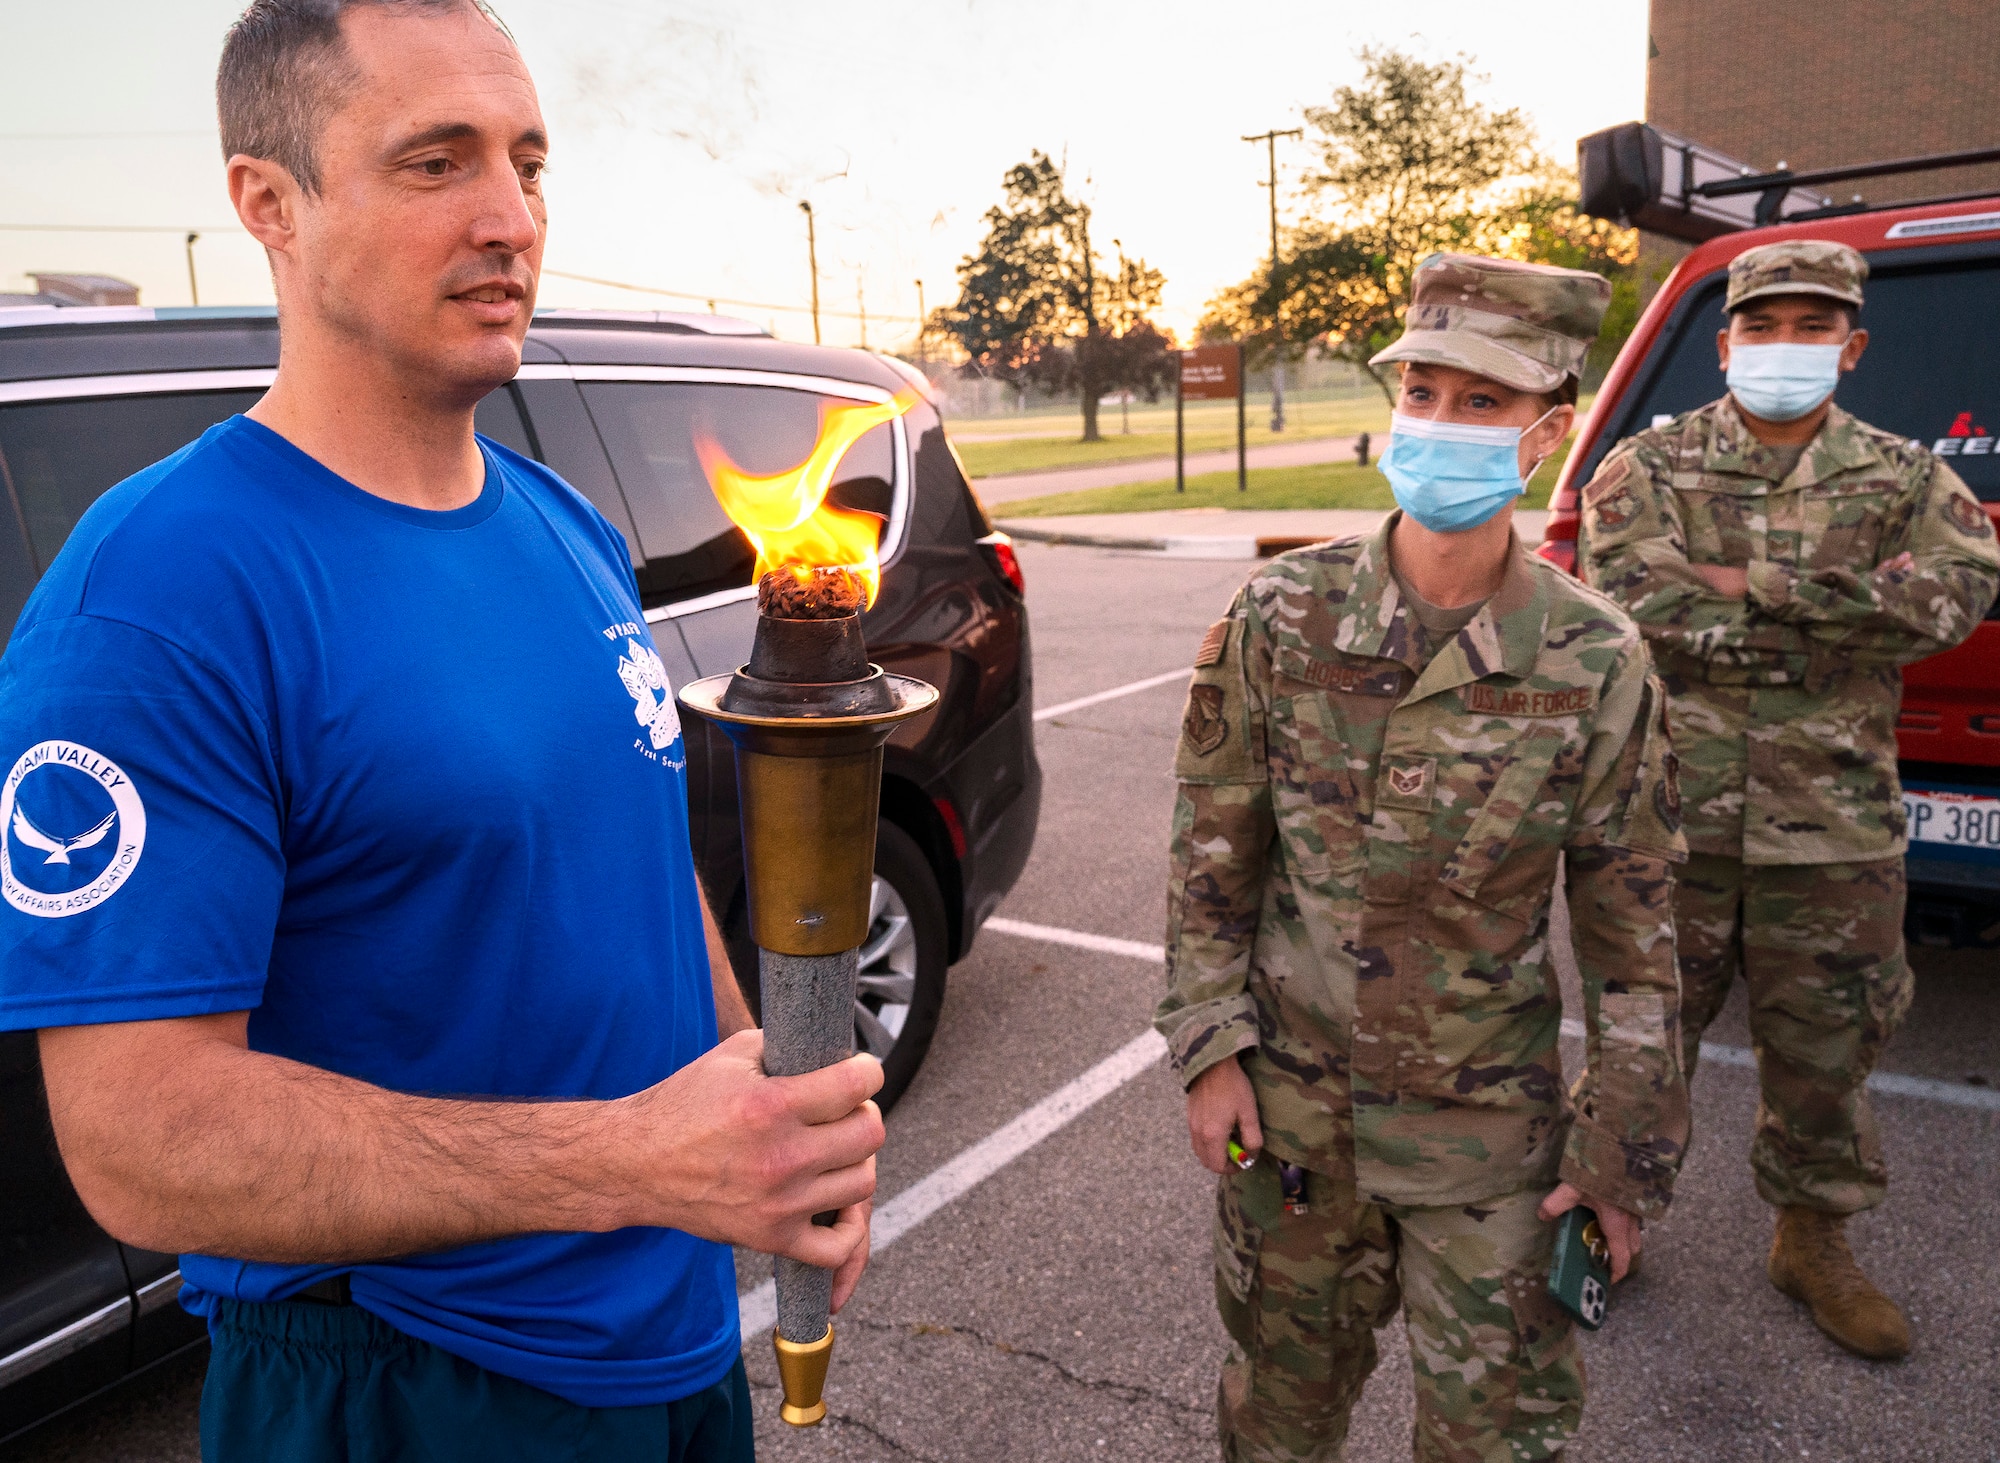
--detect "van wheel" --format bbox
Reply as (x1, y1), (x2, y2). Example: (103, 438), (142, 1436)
(857, 820), (948, 1112)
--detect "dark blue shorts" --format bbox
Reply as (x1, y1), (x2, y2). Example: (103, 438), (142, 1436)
(199, 1297), (754, 1463)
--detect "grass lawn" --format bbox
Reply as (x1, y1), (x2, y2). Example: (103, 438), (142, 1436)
(947, 386), (1378, 439)
(992, 440), (1574, 518)
(953, 394), (1392, 478)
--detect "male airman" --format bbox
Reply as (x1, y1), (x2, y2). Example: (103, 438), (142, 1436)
(1578, 239), (2000, 1360)
(1160, 254), (1691, 1462)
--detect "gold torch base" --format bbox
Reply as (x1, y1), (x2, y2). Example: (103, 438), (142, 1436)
(773, 1324), (834, 1426)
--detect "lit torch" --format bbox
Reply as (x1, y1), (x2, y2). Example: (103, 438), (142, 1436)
(678, 390), (935, 1427)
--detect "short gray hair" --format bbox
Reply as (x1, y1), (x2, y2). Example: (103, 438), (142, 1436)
(216, 0), (511, 196)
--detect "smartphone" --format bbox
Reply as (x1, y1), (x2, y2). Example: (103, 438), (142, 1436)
(1546, 1207), (1612, 1330)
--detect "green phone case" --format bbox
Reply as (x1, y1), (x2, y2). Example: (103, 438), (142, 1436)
(1546, 1208), (1612, 1330)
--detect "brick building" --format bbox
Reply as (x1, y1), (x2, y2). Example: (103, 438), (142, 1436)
(1648, 0), (1992, 202)
(1642, 0), (2000, 258)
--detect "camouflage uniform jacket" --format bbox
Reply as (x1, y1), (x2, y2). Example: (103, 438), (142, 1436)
(1156, 519), (1691, 1219)
(1579, 397), (2000, 865)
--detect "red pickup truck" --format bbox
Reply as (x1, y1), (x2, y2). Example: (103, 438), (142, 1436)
(1541, 126), (2000, 947)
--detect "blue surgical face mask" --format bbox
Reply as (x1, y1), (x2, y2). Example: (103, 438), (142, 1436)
(1726, 341), (1844, 422)
(1379, 407), (1556, 534)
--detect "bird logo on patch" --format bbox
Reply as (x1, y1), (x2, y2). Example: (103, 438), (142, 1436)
(10, 804), (116, 865)
(0, 740), (148, 920)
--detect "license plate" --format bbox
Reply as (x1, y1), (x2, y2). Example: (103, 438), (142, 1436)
(1903, 789), (2000, 850)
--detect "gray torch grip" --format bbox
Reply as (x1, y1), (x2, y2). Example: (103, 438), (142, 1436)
(758, 948), (858, 1345)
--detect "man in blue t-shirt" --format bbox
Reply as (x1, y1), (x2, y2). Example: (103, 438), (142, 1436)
(0, 3), (884, 1458)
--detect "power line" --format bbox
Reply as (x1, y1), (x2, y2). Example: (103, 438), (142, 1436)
(542, 267), (917, 324)
(0, 131), (214, 142)
(0, 230), (922, 327)
(0, 222), (241, 234)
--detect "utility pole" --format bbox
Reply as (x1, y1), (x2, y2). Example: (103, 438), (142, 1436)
(1242, 127), (1301, 432)
(914, 279), (926, 363)
(799, 200), (821, 345)
(184, 232), (200, 306)
(1113, 239), (1131, 434)
(857, 276), (867, 350)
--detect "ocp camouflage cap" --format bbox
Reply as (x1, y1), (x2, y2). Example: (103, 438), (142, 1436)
(1726, 239), (1867, 311)
(1370, 253), (1612, 394)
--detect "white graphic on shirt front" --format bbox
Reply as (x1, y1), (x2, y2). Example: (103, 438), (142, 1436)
(1, 741), (147, 919)
(617, 638), (681, 750)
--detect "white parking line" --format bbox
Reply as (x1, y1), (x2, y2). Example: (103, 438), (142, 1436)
(1033, 668), (1190, 722)
(1683, 1038), (2000, 1111)
(738, 1028), (1168, 1342)
(983, 916), (1165, 963)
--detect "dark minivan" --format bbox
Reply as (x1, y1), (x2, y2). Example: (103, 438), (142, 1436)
(0, 304), (1040, 1442)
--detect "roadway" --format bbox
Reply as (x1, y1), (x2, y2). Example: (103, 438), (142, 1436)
(7, 538), (1997, 1463)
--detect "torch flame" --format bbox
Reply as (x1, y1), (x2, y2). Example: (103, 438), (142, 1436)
(695, 390), (921, 609)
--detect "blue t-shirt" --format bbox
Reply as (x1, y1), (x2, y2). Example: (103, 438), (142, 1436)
(0, 416), (737, 1408)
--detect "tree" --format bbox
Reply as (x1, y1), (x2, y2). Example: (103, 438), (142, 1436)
(1490, 183), (1644, 382)
(931, 152), (1174, 441)
(1200, 48), (1638, 401)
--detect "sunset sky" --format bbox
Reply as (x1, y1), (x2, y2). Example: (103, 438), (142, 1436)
(2, 0), (1650, 347)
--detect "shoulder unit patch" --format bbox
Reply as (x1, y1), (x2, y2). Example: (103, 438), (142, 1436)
(1946, 493), (1994, 539)
(1183, 683), (1228, 755)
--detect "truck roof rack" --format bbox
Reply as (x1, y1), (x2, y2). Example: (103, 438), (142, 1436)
(1579, 123), (2000, 242)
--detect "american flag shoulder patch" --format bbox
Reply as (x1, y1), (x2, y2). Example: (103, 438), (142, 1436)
(1195, 619), (1230, 668)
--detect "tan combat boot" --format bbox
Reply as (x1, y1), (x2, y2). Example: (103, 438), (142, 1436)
(1768, 1206), (1911, 1360)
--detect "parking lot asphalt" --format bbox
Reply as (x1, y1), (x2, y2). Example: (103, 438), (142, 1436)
(8, 537), (1997, 1463)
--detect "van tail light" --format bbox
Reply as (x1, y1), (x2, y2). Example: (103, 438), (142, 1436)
(931, 794), (968, 859)
(977, 531), (1025, 596)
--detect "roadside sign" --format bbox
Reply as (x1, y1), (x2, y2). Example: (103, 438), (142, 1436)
(1179, 345), (1240, 400)
(1175, 344), (1248, 494)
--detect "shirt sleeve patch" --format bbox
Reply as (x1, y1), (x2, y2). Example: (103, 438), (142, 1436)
(1582, 455), (1631, 507)
(1946, 492), (1995, 539)
(1183, 684), (1229, 755)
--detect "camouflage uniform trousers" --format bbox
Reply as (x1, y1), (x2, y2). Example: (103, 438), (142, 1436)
(1675, 853), (1914, 1215)
(1214, 1162), (1581, 1463)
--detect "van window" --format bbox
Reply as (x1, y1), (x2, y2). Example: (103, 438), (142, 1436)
(0, 389), (266, 571)
(578, 381), (895, 605)
(473, 384), (536, 460)
(1584, 256), (2000, 502)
